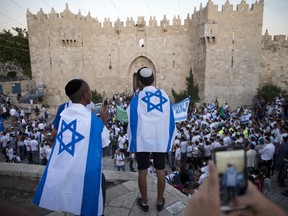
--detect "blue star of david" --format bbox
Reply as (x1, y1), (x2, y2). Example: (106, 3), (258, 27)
(56, 119), (85, 156)
(141, 89), (168, 113)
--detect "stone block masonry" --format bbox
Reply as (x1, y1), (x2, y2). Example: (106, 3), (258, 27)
(26, 0), (287, 109)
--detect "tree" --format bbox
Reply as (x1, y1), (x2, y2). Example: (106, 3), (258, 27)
(257, 83), (287, 102)
(12, 27), (27, 37)
(91, 89), (102, 103)
(0, 27), (31, 79)
(171, 68), (200, 107)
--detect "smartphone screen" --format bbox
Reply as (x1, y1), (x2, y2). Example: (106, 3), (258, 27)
(214, 147), (247, 211)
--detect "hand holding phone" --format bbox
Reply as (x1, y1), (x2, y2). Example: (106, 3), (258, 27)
(213, 147), (247, 212)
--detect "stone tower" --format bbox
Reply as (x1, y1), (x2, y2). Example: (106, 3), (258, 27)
(26, 0), (264, 108)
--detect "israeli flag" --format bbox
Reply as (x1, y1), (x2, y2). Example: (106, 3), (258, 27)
(208, 101), (216, 111)
(212, 112), (217, 119)
(33, 104), (109, 216)
(172, 97), (190, 123)
(127, 86), (176, 153)
(230, 113), (233, 123)
(241, 113), (250, 124)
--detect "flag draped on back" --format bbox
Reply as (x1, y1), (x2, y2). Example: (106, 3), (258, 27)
(33, 104), (105, 216)
(172, 97), (190, 123)
(116, 105), (128, 123)
(127, 86), (176, 153)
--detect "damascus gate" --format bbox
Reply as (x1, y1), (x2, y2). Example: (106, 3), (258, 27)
(26, 0), (288, 109)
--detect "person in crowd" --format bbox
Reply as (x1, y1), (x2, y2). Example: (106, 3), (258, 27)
(114, 148), (125, 171)
(277, 135), (288, 187)
(259, 136), (275, 178)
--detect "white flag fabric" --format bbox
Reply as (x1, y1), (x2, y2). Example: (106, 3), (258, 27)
(127, 86), (176, 153)
(33, 104), (109, 216)
(172, 97), (190, 123)
(241, 113), (250, 124)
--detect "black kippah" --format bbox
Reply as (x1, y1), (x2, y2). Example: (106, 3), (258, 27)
(65, 79), (83, 96)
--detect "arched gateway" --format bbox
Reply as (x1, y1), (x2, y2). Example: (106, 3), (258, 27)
(129, 56), (156, 92)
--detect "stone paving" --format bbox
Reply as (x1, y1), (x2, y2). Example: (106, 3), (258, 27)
(0, 155), (288, 216)
(0, 156), (188, 216)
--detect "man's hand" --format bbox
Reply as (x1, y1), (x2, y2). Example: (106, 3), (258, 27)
(100, 105), (108, 127)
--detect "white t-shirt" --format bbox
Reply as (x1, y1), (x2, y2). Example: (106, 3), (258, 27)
(187, 145), (193, 158)
(118, 136), (126, 149)
(259, 143), (275, 161)
(115, 153), (125, 166)
(24, 139), (31, 151)
(44, 146), (52, 160)
(180, 141), (187, 153)
(7, 147), (14, 160)
(30, 139), (39, 151)
(175, 148), (181, 161)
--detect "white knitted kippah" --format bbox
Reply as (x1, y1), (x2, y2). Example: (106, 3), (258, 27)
(139, 67), (153, 78)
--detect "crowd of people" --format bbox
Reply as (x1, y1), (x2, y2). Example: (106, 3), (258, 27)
(0, 90), (288, 211)
(104, 94), (288, 200)
(0, 94), (52, 165)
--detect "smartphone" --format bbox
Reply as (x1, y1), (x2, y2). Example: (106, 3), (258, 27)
(213, 147), (247, 212)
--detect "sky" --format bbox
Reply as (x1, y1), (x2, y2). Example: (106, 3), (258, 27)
(0, 0), (287, 36)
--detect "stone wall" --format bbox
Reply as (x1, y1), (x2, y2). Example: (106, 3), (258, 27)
(26, 0), (287, 109)
(194, 0), (264, 108)
(0, 61), (29, 80)
(0, 80), (34, 96)
(27, 4), (194, 107)
(261, 32), (288, 91)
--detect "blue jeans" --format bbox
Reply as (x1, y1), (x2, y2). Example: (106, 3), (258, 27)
(117, 165), (125, 171)
(32, 150), (39, 164)
(18, 145), (25, 159)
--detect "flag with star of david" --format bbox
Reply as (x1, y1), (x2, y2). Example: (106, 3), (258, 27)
(127, 86), (176, 153)
(33, 103), (109, 216)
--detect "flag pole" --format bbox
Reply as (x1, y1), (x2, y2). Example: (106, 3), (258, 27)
(101, 91), (106, 108)
(100, 91), (108, 127)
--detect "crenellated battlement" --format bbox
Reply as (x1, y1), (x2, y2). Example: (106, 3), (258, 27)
(26, 3), (191, 29)
(27, 0), (264, 30)
(262, 30), (288, 49)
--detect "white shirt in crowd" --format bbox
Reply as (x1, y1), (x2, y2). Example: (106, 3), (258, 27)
(180, 141), (187, 153)
(30, 139), (39, 151)
(186, 145), (193, 158)
(115, 153), (125, 166)
(175, 147), (181, 161)
(259, 143), (275, 161)
(246, 149), (257, 168)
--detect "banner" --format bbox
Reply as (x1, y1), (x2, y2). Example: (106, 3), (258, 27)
(241, 113), (250, 124)
(172, 97), (190, 123)
(116, 105), (128, 123)
(208, 101), (216, 111)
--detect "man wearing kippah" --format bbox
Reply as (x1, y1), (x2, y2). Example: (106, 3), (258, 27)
(127, 67), (176, 212)
(33, 79), (110, 216)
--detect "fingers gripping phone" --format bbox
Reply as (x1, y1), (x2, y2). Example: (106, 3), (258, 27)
(214, 147), (247, 212)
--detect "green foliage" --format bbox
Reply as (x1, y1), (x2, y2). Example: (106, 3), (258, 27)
(0, 28), (31, 79)
(91, 89), (102, 103)
(257, 83), (287, 102)
(171, 68), (200, 107)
